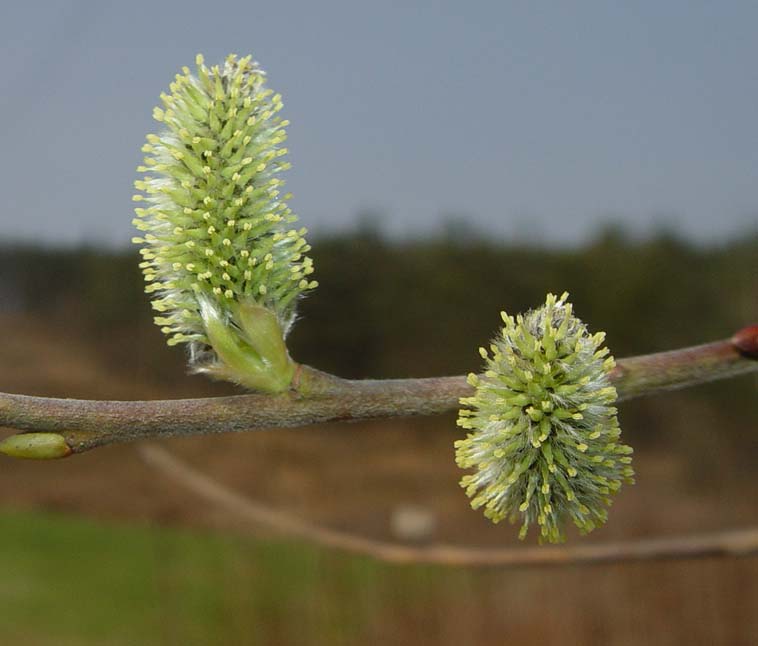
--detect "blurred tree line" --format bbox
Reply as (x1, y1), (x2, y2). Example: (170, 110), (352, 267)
(0, 226), (755, 465)
(1, 226), (755, 378)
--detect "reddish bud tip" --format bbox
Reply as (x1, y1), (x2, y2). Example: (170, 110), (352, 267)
(732, 325), (758, 359)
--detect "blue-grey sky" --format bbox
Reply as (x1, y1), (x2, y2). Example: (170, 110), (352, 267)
(1, 1), (757, 247)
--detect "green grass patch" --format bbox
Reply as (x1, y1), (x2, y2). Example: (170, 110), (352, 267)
(0, 508), (446, 645)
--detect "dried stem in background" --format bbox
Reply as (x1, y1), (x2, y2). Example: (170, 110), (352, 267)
(140, 444), (758, 568)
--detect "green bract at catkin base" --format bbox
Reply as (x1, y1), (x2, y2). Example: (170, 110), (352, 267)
(132, 54), (317, 393)
(455, 292), (635, 544)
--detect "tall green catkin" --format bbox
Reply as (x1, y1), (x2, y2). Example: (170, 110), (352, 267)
(132, 54), (316, 392)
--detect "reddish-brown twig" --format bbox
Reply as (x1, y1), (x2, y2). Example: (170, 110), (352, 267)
(0, 326), (756, 454)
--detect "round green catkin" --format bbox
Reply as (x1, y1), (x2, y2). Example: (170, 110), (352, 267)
(455, 292), (634, 543)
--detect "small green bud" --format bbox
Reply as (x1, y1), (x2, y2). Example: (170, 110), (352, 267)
(133, 53), (316, 392)
(0, 433), (71, 459)
(455, 292), (634, 543)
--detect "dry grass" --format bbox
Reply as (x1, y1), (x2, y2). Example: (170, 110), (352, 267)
(0, 313), (757, 645)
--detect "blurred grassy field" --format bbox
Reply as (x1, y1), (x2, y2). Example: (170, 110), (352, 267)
(1, 508), (757, 646)
(0, 509), (379, 646)
(0, 230), (756, 644)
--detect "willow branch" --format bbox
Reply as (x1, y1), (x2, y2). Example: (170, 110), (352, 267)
(1, 326), (756, 455)
(140, 444), (758, 567)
